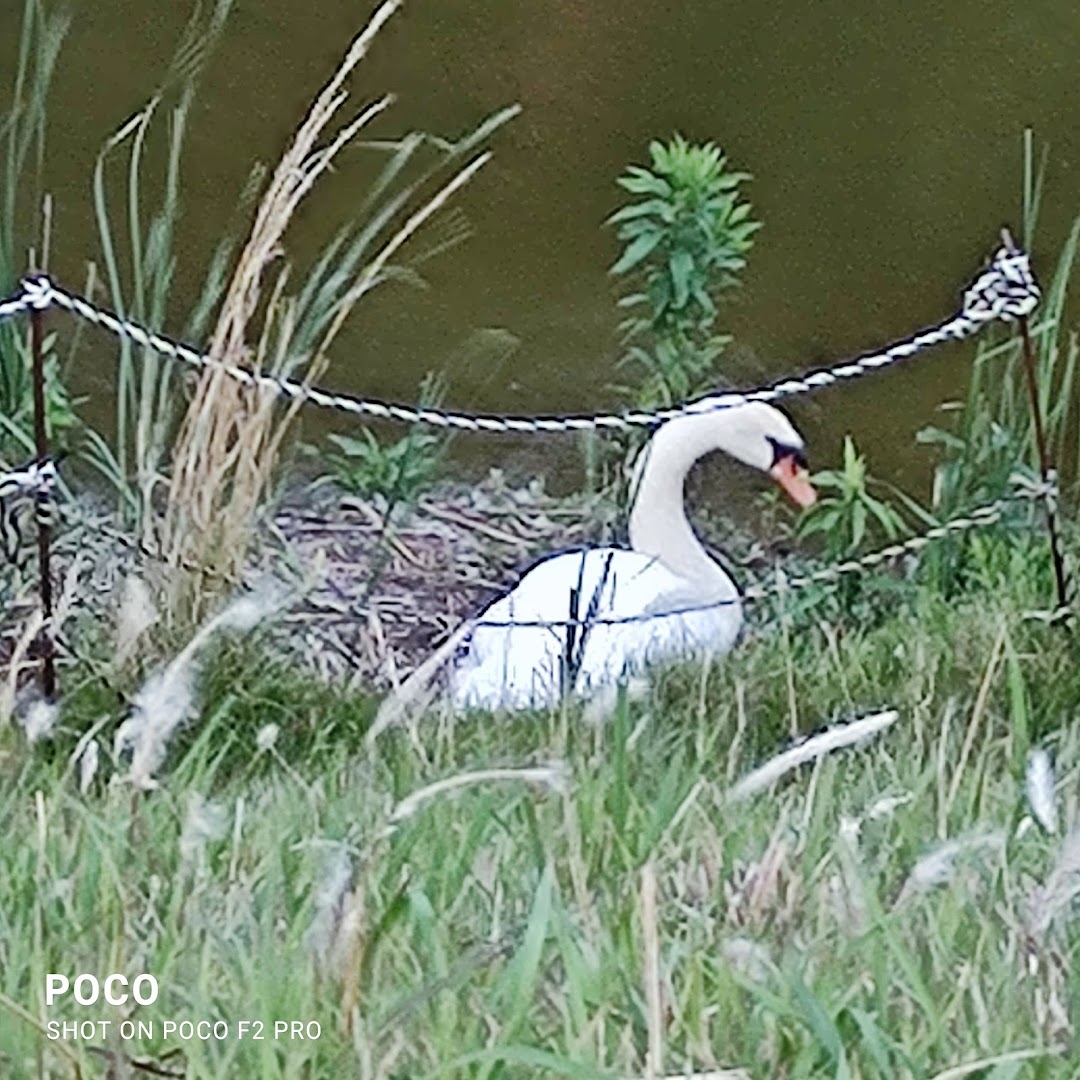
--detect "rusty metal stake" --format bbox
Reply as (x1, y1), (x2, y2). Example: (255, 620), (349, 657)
(1016, 310), (1071, 619)
(29, 299), (56, 697)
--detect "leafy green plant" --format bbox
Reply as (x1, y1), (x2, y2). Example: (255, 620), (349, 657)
(796, 436), (909, 560)
(306, 374), (445, 504)
(318, 428), (442, 503)
(0, 347), (82, 462)
(608, 134), (761, 407)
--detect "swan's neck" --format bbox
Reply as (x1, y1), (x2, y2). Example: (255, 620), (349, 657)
(627, 415), (731, 586)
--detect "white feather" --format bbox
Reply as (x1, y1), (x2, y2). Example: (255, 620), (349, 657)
(727, 710), (899, 802)
(1025, 748), (1058, 835)
(78, 739), (100, 795)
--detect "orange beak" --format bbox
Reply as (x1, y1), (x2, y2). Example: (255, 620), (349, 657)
(769, 455), (817, 508)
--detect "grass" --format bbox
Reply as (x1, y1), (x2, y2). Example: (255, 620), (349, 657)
(918, 131), (1080, 522)
(2, 528), (1079, 1078)
(84, 0), (234, 539)
(4, 0), (516, 622)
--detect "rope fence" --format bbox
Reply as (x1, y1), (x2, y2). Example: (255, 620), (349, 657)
(0, 241), (1040, 433)
(0, 233), (1070, 696)
(467, 475), (1061, 629)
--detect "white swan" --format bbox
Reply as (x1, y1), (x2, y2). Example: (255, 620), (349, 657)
(448, 401), (817, 711)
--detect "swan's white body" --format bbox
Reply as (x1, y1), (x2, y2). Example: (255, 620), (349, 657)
(447, 402), (815, 711)
(450, 548), (742, 711)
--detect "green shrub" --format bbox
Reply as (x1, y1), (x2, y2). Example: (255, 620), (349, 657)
(608, 134), (761, 408)
(797, 436), (909, 560)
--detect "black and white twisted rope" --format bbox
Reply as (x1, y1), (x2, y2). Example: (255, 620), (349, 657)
(0, 457), (57, 559)
(0, 240), (1041, 435)
(0, 274), (50, 322)
(470, 476), (1059, 629)
(0, 293), (33, 322)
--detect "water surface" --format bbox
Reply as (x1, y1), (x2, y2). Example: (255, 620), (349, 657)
(7, 0), (1078, 497)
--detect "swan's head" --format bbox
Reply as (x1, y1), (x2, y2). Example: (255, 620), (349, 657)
(629, 400), (817, 513)
(627, 401), (816, 579)
(712, 401), (816, 507)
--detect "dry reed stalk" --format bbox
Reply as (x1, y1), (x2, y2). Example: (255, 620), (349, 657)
(161, 0), (491, 616)
(365, 620), (476, 743)
(0, 609), (43, 727)
(383, 763), (569, 832)
(162, 24), (394, 597)
(640, 861), (663, 1080)
(723, 818), (794, 933)
(940, 623), (1006, 834)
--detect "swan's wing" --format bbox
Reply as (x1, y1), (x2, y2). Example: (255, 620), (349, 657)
(569, 561), (743, 689)
(452, 549), (653, 708)
(451, 549), (742, 709)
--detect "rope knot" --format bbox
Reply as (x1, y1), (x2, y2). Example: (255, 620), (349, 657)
(1009, 470), (1058, 511)
(962, 244), (1041, 323)
(20, 273), (54, 311)
(0, 457), (57, 559)
(0, 456), (55, 498)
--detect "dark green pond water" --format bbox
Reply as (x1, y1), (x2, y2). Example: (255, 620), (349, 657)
(6, 0), (1079, 496)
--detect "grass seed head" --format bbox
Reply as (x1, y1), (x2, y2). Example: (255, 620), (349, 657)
(113, 574), (159, 665)
(895, 829), (1005, 906)
(78, 738), (100, 794)
(305, 844), (355, 967)
(18, 697), (58, 744)
(179, 794), (229, 864)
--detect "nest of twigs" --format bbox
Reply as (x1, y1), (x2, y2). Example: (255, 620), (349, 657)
(0, 471), (614, 699)
(265, 471), (612, 687)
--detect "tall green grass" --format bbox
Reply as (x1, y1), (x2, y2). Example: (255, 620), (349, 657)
(920, 132), (1080, 517)
(0, 0), (70, 460)
(2, 555), (1079, 1077)
(2, 5), (1079, 1077)
(80, 0), (234, 530)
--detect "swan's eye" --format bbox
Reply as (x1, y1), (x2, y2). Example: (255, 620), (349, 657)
(767, 437), (808, 471)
